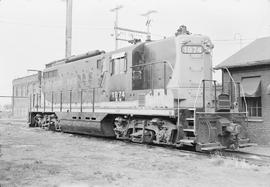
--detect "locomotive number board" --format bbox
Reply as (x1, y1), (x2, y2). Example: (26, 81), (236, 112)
(181, 45), (204, 54)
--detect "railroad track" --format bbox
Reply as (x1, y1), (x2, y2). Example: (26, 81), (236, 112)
(178, 147), (270, 166)
(218, 150), (270, 166)
(130, 142), (270, 166)
(124, 140), (270, 166)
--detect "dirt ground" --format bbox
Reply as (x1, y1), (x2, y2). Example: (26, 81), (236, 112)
(1, 120), (270, 187)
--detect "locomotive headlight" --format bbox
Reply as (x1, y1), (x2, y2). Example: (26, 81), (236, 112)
(202, 40), (214, 54)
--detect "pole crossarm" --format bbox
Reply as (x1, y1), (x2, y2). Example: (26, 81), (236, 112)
(115, 27), (148, 35)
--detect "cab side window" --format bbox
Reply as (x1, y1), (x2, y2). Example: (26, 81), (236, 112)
(110, 52), (127, 75)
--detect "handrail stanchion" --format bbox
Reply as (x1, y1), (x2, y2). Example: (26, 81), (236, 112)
(80, 90), (83, 112)
(202, 80), (205, 112)
(150, 65), (153, 95)
(43, 92), (46, 112)
(33, 94), (36, 112)
(92, 88), (95, 113)
(30, 94), (32, 112)
(60, 91), (62, 112)
(37, 94), (39, 112)
(163, 61), (167, 95)
(176, 88), (180, 137)
(214, 80), (217, 111)
(69, 90), (72, 112)
(237, 82), (240, 110)
(230, 79), (233, 107)
(51, 92), (54, 112)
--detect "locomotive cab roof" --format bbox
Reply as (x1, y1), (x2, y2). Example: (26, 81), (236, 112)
(43, 33), (212, 72)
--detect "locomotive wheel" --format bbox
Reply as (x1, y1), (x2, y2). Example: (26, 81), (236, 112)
(48, 123), (56, 131)
(130, 129), (155, 143)
(143, 130), (155, 143)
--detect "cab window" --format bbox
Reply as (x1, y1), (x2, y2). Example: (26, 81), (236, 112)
(110, 52), (127, 75)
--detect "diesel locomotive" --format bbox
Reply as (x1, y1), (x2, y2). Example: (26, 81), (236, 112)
(28, 28), (254, 151)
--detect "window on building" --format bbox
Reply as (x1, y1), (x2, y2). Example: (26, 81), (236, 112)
(241, 76), (262, 117)
(242, 97), (262, 117)
(26, 85), (29, 96)
(43, 70), (58, 79)
(21, 86), (24, 97)
(15, 87), (18, 96)
(17, 87), (21, 96)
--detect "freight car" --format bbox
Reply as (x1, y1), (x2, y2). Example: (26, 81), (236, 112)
(28, 28), (254, 151)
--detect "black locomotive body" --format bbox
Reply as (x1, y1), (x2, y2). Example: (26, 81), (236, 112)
(28, 33), (254, 151)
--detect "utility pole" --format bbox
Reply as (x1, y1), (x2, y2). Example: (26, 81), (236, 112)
(66, 0), (72, 58)
(27, 69), (42, 111)
(110, 5), (123, 50)
(141, 10), (157, 41)
(12, 85), (14, 117)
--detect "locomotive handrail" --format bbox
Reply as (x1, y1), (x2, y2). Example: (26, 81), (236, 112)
(193, 79), (203, 110)
(196, 111), (247, 114)
(131, 60), (186, 131)
(192, 79), (204, 134)
(220, 79), (248, 115)
(224, 67), (248, 115)
(31, 86), (100, 114)
(224, 67), (237, 101)
(130, 60), (173, 70)
(130, 60), (173, 95)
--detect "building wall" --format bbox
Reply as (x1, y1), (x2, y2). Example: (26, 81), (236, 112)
(223, 65), (270, 145)
(12, 74), (40, 119)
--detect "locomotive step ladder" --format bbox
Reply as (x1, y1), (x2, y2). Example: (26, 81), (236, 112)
(179, 108), (196, 145)
(183, 108), (196, 133)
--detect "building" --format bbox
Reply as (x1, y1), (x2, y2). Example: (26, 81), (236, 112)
(12, 73), (40, 118)
(215, 36), (270, 144)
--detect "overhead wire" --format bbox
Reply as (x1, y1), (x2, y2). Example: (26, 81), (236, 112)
(0, 19), (111, 30)
(0, 19), (260, 44)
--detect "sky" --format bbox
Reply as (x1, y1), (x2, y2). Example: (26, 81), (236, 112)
(0, 0), (270, 102)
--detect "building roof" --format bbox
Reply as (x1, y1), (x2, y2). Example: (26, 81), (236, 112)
(13, 73), (39, 85)
(215, 36), (270, 69)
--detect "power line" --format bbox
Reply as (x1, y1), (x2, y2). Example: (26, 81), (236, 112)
(0, 19), (111, 30)
(0, 19), (258, 44)
(212, 38), (255, 42)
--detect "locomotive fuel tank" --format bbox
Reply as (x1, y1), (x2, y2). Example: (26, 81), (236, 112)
(56, 112), (115, 137)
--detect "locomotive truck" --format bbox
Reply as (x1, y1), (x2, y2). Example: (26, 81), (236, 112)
(28, 28), (254, 151)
